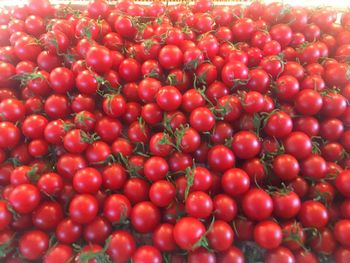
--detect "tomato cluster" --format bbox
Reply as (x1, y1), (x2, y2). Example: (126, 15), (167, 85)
(0, 0), (350, 262)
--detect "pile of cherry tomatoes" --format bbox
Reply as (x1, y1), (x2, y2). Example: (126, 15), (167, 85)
(1, 0), (350, 262)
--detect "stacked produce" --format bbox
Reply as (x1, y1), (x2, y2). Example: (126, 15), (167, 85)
(0, 0), (350, 262)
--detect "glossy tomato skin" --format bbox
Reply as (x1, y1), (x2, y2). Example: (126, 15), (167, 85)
(284, 132), (312, 160)
(69, 194), (99, 224)
(103, 194), (131, 224)
(190, 107), (215, 132)
(173, 217), (206, 250)
(106, 230), (136, 263)
(265, 246), (295, 263)
(132, 245), (162, 263)
(185, 191), (213, 219)
(217, 246), (244, 263)
(254, 220), (283, 250)
(242, 189), (273, 221)
(49, 67), (75, 94)
(298, 200), (329, 228)
(207, 220), (234, 251)
(0, 201), (12, 231)
(335, 247), (350, 263)
(9, 184), (41, 214)
(131, 201), (161, 233)
(56, 218), (82, 244)
(336, 170), (350, 197)
(207, 145), (235, 172)
(0, 122), (21, 149)
(272, 191), (301, 219)
(222, 168), (250, 197)
(32, 201), (63, 231)
(43, 244), (73, 263)
(273, 154), (300, 181)
(232, 131), (261, 159)
(159, 45), (183, 70)
(86, 46), (113, 73)
(19, 230), (49, 260)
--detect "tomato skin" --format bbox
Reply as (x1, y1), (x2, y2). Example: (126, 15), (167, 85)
(275, 75), (300, 101)
(221, 61), (249, 87)
(217, 246), (244, 263)
(132, 245), (162, 263)
(156, 85), (182, 112)
(222, 168), (250, 197)
(254, 221), (283, 250)
(207, 220), (234, 252)
(185, 191), (213, 219)
(138, 77), (161, 103)
(159, 45), (183, 70)
(282, 222), (305, 251)
(32, 202), (63, 231)
(149, 180), (175, 208)
(273, 154), (300, 181)
(334, 220), (350, 247)
(131, 201), (160, 233)
(112, 138), (133, 157)
(19, 230), (49, 260)
(207, 145), (235, 172)
(173, 217), (206, 250)
(322, 93), (347, 118)
(63, 129), (88, 154)
(69, 194), (99, 224)
(57, 154), (87, 180)
(283, 132), (312, 160)
(242, 189), (273, 221)
(86, 46), (113, 73)
(187, 247), (216, 263)
(298, 200), (329, 228)
(124, 178), (150, 205)
(0, 99), (25, 122)
(264, 111), (293, 138)
(102, 94), (126, 118)
(9, 184), (41, 214)
(105, 230), (136, 263)
(177, 127), (200, 153)
(272, 191), (301, 219)
(103, 194), (131, 224)
(144, 156), (169, 182)
(264, 246), (295, 263)
(320, 119), (344, 142)
(190, 107), (215, 132)
(49, 67), (75, 94)
(85, 141), (111, 165)
(310, 227), (336, 255)
(294, 250), (318, 263)
(152, 223), (176, 252)
(232, 131), (261, 159)
(73, 167), (102, 194)
(43, 244), (73, 263)
(44, 94), (70, 119)
(0, 201), (12, 231)
(300, 154), (327, 180)
(83, 216), (111, 245)
(335, 171), (350, 197)
(14, 36), (42, 62)
(294, 116), (320, 137)
(149, 132), (173, 157)
(102, 164), (127, 191)
(335, 247), (350, 263)
(216, 95), (242, 121)
(56, 218), (82, 244)
(0, 122), (21, 149)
